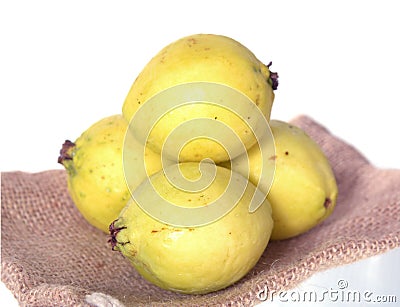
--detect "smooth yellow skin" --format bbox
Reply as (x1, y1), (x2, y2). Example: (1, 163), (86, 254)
(61, 115), (164, 233)
(226, 120), (338, 240)
(113, 162), (273, 294)
(122, 34), (275, 163)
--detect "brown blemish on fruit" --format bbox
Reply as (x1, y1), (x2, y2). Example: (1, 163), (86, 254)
(269, 155), (277, 160)
(151, 227), (169, 234)
(285, 151), (289, 156)
(187, 38), (197, 47)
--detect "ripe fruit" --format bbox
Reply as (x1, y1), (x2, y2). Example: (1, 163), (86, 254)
(122, 33), (278, 163)
(58, 114), (164, 233)
(110, 162), (273, 294)
(226, 120), (338, 240)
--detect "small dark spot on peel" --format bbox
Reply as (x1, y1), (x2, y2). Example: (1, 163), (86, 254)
(187, 38), (197, 47)
(285, 151), (289, 155)
(324, 198), (332, 209)
(151, 227), (169, 234)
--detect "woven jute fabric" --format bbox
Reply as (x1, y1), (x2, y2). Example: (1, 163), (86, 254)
(1, 115), (399, 307)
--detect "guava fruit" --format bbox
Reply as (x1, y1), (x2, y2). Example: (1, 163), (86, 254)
(58, 114), (164, 233)
(122, 33), (278, 163)
(110, 162), (273, 294)
(225, 120), (338, 240)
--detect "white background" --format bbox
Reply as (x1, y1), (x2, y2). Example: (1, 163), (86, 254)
(1, 0), (399, 305)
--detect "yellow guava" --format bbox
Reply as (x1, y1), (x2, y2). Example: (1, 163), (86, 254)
(58, 114), (166, 233)
(110, 162), (273, 294)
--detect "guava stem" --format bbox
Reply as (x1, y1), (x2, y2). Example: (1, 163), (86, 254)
(267, 61), (279, 91)
(108, 219), (128, 251)
(57, 140), (76, 165)
(324, 197), (332, 209)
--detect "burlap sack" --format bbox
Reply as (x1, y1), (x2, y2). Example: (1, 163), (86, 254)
(1, 115), (399, 307)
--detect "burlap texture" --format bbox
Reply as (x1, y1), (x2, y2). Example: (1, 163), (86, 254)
(1, 115), (399, 307)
